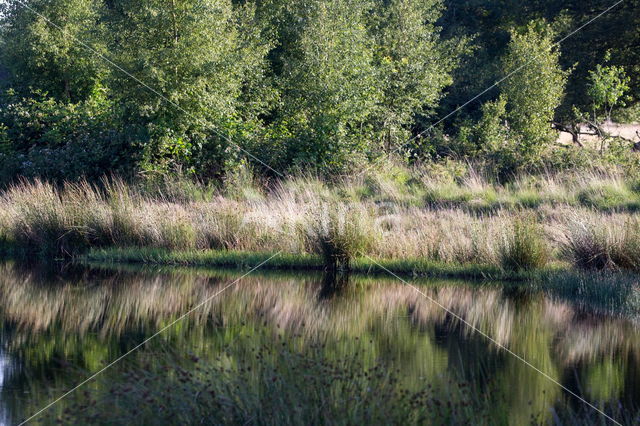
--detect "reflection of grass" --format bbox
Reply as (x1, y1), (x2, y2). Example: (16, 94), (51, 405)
(84, 247), (640, 318)
(585, 358), (626, 402)
(4, 262), (640, 424)
(59, 341), (639, 426)
(536, 270), (640, 319)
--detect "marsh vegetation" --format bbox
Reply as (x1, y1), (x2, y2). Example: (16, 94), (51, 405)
(3, 167), (640, 280)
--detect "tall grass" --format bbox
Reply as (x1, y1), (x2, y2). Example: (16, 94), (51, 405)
(1, 170), (640, 276)
(561, 216), (640, 271)
(498, 218), (549, 271)
(303, 202), (378, 271)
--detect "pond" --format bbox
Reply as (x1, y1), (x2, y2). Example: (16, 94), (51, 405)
(0, 261), (638, 425)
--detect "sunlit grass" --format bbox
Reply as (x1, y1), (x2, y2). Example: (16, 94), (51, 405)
(1, 167), (640, 279)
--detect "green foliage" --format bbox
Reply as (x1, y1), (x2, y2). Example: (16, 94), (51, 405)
(474, 96), (522, 180)
(371, 0), (458, 152)
(587, 61), (631, 121)
(275, 0), (381, 174)
(477, 96), (510, 152)
(0, 0), (105, 102)
(0, 89), (137, 182)
(0, 1), (638, 182)
(470, 22), (569, 180)
(499, 218), (549, 271)
(105, 0), (272, 176)
(500, 22), (568, 159)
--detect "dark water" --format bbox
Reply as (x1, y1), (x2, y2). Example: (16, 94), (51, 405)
(0, 261), (639, 425)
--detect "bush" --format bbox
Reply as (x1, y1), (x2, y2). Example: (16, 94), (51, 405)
(0, 90), (138, 184)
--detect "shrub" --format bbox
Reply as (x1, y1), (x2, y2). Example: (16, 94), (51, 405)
(0, 91), (137, 184)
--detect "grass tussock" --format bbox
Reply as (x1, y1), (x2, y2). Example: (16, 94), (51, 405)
(303, 202), (378, 271)
(561, 216), (640, 271)
(498, 218), (549, 272)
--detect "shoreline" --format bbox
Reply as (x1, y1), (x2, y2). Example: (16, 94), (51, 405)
(82, 246), (562, 281)
(80, 247), (640, 319)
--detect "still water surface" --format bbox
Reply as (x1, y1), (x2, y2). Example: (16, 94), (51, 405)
(0, 262), (639, 424)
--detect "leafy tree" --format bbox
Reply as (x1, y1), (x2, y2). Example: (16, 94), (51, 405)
(276, 0), (381, 174)
(0, 89), (136, 182)
(500, 22), (568, 159)
(105, 0), (272, 176)
(0, 0), (105, 102)
(553, 0), (640, 111)
(587, 61), (630, 122)
(371, 0), (460, 152)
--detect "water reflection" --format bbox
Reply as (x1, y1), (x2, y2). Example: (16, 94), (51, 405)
(0, 262), (639, 424)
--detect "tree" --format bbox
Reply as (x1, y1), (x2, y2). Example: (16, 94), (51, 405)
(276, 0), (381, 174)
(587, 61), (630, 123)
(0, 0), (105, 102)
(556, 60), (632, 150)
(105, 0), (271, 175)
(500, 22), (568, 160)
(477, 95), (509, 152)
(371, 0), (460, 152)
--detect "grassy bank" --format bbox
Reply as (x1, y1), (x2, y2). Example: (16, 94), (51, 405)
(83, 247), (536, 280)
(3, 167), (640, 276)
